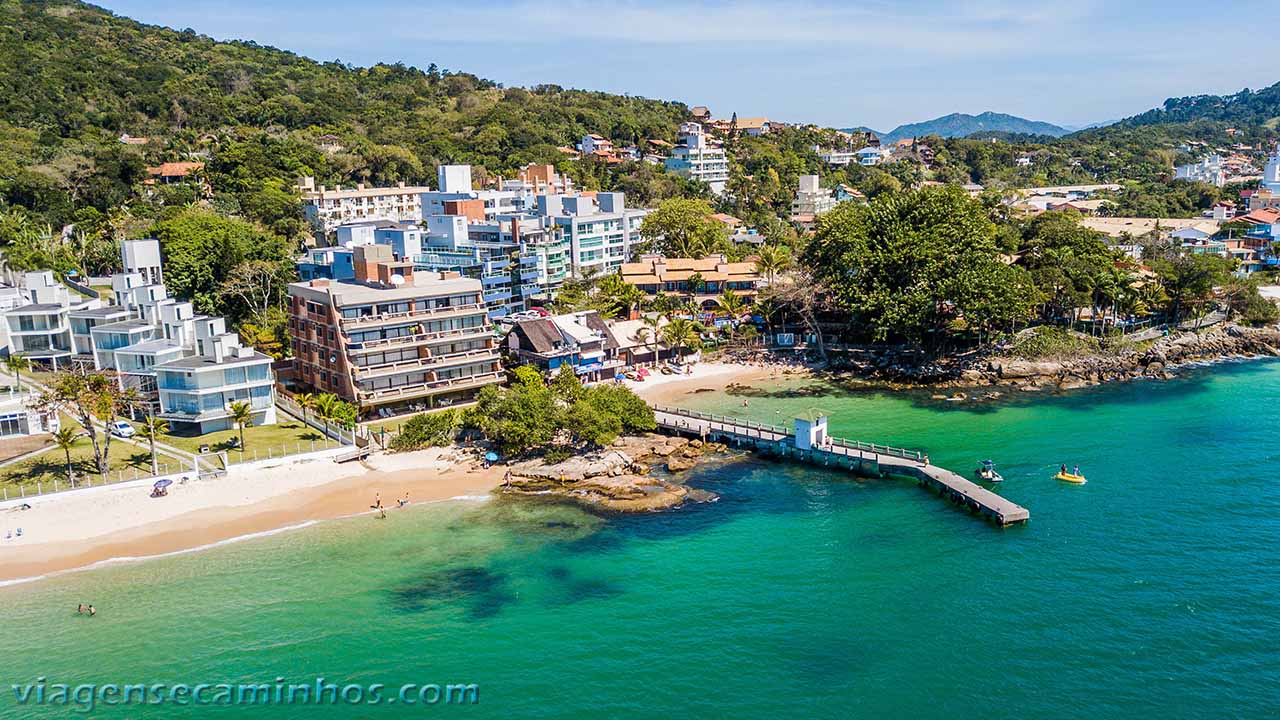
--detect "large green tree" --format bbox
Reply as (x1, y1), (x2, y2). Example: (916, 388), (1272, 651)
(149, 208), (295, 319)
(804, 187), (1036, 350)
(640, 199), (730, 258)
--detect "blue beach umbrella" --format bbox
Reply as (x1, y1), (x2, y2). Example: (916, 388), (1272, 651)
(485, 452), (499, 463)
(153, 478), (173, 489)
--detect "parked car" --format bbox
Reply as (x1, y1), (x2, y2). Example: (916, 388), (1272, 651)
(109, 420), (136, 438)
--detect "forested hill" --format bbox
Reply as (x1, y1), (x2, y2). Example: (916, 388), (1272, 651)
(881, 112), (1069, 142)
(0, 0), (690, 224)
(1117, 83), (1280, 129)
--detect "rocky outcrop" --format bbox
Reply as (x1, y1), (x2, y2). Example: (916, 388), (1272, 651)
(968, 324), (1280, 392)
(784, 323), (1280, 399)
(499, 434), (727, 512)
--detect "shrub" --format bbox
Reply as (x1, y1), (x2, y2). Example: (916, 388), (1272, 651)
(390, 410), (458, 452)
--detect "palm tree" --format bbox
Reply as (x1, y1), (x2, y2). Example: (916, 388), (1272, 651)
(641, 314), (664, 366)
(135, 415), (170, 476)
(52, 427), (80, 487)
(4, 354), (30, 391)
(662, 318), (704, 365)
(313, 393), (339, 439)
(715, 289), (747, 320)
(295, 392), (316, 427)
(227, 401), (253, 453)
(754, 244), (792, 285)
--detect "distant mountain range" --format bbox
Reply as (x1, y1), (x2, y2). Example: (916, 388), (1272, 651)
(844, 112), (1073, 142)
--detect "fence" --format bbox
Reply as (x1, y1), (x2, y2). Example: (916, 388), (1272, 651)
(275, 394), (355, 445)
(651, 404), (925, 462)
(1, 460), (196, 503)
(1, 436), (346, 503)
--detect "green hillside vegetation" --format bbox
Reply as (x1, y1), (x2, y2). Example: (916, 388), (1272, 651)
(0, 0), (690, 233)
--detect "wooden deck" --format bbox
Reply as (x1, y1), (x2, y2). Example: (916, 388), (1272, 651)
(652, 406), (1029, 527)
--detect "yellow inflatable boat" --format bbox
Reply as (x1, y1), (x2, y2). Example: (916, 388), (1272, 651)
(1054, 471), (1087, 484)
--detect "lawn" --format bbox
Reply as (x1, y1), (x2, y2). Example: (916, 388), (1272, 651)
(0, 420), (184, 498)
(158, 418), (337, 462)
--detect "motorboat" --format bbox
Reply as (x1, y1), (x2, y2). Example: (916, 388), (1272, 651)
(975, 460), (1003, 483)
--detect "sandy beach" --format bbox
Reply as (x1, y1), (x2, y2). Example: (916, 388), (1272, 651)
(623, 360), (809, 404)
(0, 447), (506, 585)
(0, 361), (804, 586)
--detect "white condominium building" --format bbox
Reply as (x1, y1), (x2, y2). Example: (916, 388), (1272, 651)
(666, 123), (729, 194)
(791, 175), (838, 222)
(299, 176), (431, 237)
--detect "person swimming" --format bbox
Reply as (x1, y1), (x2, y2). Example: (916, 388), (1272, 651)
(87, 605), (96, 617)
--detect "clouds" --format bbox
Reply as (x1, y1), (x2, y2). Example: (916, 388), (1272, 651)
(99, 0), (1279, 130)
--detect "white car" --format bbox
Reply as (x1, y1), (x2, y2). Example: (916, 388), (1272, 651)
(109, 420), (136, 438)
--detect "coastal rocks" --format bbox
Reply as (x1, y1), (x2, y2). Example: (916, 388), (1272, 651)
(944, 324), (1280, 391)
(996, 359), (1063, 379)
(498, 433), (727, 513)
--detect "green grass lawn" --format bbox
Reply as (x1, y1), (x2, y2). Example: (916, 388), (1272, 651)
(159, 419), (335, 462)
(0, 421), (184, 497)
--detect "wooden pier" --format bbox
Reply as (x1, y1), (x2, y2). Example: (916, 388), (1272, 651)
(652, 405), (1029, 527)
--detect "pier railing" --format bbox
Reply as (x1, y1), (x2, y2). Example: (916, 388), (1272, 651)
(651, 404), (925, 462)
(651, 405), (791, 436)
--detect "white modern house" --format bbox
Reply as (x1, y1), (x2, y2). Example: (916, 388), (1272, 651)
(155, 317), (277, 435)
(815, 145), (857, 167)
(665, 123), (729, 194)
(1, 271), (100, 369)
(856, 146), (888, 166)
(1175, 155), (1227, 187)
(121, 238), (163, 286)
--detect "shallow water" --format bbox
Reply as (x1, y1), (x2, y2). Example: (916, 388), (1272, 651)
(2, 361), (1279, 718)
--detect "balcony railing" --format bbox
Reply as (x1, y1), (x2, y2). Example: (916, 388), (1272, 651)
(352, 347), (499, 380)
(356, 370), (504, 402)
(339, 302), (485, 329)
(346, 325), (493, 351)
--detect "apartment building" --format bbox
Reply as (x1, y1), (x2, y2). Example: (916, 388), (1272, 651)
(791, 175), (838, 226)
(1175, 155), (1227, 187)
(666, 123), (729, 194)
(299, 176), (431, 237)
(287, 245), (503, 417)
(420, 165), (531, 221)
(539, 192), (648, 278)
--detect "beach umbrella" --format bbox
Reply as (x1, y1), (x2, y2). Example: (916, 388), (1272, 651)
(153, 478), (173, 489)
(485, 452), (499, 463)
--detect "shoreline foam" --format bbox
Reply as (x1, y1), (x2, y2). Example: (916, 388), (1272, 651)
(0, 447), (507, 585)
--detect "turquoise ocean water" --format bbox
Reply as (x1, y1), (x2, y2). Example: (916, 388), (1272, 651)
(2, 360), (1279, 718)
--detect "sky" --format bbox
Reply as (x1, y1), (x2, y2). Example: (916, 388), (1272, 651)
(98, 0), (1279, 132)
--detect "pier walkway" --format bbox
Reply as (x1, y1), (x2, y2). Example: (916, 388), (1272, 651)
(652, 405), (1029, 527)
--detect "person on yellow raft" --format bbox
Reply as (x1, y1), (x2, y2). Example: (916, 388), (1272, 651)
(1056, 463), (1087, 484)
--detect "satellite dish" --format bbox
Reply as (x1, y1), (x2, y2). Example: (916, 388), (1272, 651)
(389, 274), (405, 286)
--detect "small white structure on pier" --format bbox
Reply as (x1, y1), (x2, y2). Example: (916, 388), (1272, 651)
(794, 410), (829, 450)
